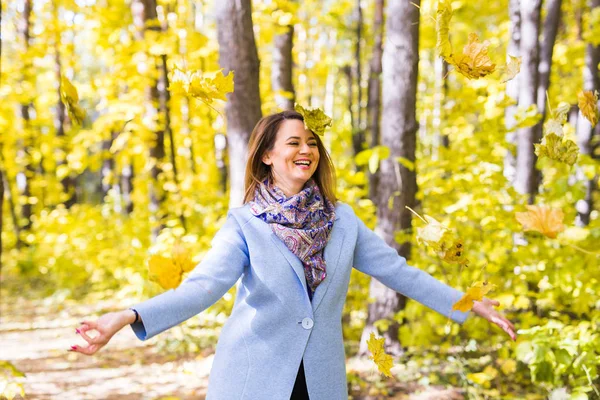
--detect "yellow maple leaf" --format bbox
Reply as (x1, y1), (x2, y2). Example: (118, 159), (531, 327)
(148, 254), (182, 290)
(169, 68), (234, 104)
(500, 55), (521, 83)
(172, 242), (196, 273)
(578, 90), (598, 126)
(60, 75), (86, 125)
(435, 0), (453, 59)
(367, 332), (394, 377)
(452, 281), (497, 312)
(408, 208), (469, 265)
(515, 205), (565, 239)
(294, 104), (332, 136)
(450, 33), (496, 79)
(534, 132), (579, 166)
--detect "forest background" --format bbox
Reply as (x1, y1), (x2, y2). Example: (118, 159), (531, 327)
(1, 0), (599, 398)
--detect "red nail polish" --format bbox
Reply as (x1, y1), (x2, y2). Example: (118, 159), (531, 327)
(71, 345), (77, 350)
(76, 329), (80, 334)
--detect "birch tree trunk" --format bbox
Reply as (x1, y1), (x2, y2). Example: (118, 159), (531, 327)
(17, 0), (33, 232)
(504, 0), (521, 184)
(367, 0), (384, 204)
(575, 0), (600, 226)
(272, 25), (295, 110)
(216, 0), (262, 208)
(359, 0), (420, 356)
(515, 0), (542, 204)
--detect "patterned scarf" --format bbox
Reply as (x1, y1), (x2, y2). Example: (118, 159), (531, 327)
(249, 177), (336, 294)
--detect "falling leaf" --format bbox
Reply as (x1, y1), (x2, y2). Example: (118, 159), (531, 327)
(294, 104), (332, 136)
(500, 55), (521, 83)
(148, 254), (182, 290)
(435, 0), (453, 60)
(367, 332), (394, 377)
(451, 33), (496, 79)
(452, 281), (497, 312)
(172, 242), (196, 273)
(577, 90), (598, 127)
(534, 133), (579, 166)
(408, 208), (469, 265)
(515, 205), (565, 239)
(169, 68), (234, 104)
(60, 75), (86, 125)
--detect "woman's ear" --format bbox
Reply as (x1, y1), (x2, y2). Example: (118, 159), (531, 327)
(262, 153), (271, 166)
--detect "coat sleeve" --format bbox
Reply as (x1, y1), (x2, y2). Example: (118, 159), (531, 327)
(351, 212), (470, 324)
(129, 211), (249, 340)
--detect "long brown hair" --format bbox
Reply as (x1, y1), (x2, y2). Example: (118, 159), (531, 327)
(243, 110), (337, 205)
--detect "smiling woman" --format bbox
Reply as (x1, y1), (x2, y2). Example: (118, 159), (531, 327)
(71, 110), (516, 400)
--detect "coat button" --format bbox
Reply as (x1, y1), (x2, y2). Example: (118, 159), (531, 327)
(301, 317), (314, 330)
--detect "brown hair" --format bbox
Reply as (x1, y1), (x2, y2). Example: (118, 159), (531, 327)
(243, 110), (337, 205)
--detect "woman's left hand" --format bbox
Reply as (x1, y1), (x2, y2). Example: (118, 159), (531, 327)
(472, 297), (517, 341)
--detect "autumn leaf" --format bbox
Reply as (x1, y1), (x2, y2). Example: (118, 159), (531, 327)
(577, 90), (598, 127)
(435, 0), (453, 60)
(148, 254), (182, 290)
(294, 104), (332, 136)
(169, 68), (234, 104)
(60, 75), (86, 125)
(452, 281), (497, 312)
(534, 132), (579, 166)
(515, 205), (565, 239)
(407, 207), (469, 265)
(500, 55), (521, 83)
(172, 242), (196, 273)
(451, 33), (496, 79)
(367, 332), (394, 377)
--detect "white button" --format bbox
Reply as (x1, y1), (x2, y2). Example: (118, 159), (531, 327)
(301, 317), (314, 330)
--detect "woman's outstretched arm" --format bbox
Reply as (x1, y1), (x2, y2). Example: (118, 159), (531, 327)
(70, 210), (249, 355)
(351, 210), (516, 340)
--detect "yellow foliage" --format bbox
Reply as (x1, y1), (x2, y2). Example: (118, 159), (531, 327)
(534, 132), (579, 166)
(452, 281), (496, 312)
(169, 67), (234, 105)
(60, 75), (86, 125)
(148, 254), (183, 290)
(294, 104), (333, 136)
(577, 90), (598, 127)
(515, 205), (565, 239)
(436, 2), (496, 79)
(366, 332), (394, 378)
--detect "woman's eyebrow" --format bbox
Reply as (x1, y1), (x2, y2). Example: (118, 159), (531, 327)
(286, 136), (317, 141)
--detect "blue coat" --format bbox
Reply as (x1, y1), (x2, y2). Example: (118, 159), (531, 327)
(130, 201), (470, 399)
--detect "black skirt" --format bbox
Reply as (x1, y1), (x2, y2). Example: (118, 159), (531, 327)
(290, 359), (309, 399)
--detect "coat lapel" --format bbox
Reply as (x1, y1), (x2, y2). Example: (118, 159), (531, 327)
(269, 212), (345, 313)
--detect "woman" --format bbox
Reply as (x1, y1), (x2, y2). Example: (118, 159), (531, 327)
(71, 110), (516, 399)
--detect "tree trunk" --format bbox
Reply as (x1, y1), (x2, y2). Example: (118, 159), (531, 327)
(504, 0), (521, 184)
(432, 57), (450, 161)
(272, 25), (295, 110)
(367, 0), (384, 205)
(515, 0), (542, 204)
(132, 0), (166, 239)
(359, 0), (420, 357)
(215, 0), (262, 208)
(575, 0), (600, 226)
(17, 0), (33, 231)
(53, 2), (76, 209)
(351, 0), (365, 158)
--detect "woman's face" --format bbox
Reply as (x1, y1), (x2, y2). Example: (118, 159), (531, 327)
(262, 119), (320, 196)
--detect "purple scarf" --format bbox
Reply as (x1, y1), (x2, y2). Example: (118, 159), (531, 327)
(249, 177), (336, 293)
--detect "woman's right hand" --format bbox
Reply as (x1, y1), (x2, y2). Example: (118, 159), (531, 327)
(69, 310), (134, 355)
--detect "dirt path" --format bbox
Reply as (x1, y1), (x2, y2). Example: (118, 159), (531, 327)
(0, 290), (464, 400)
(0, 293), (213, 400)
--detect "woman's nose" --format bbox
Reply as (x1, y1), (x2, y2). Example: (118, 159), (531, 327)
(299, 143), (311, 153)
